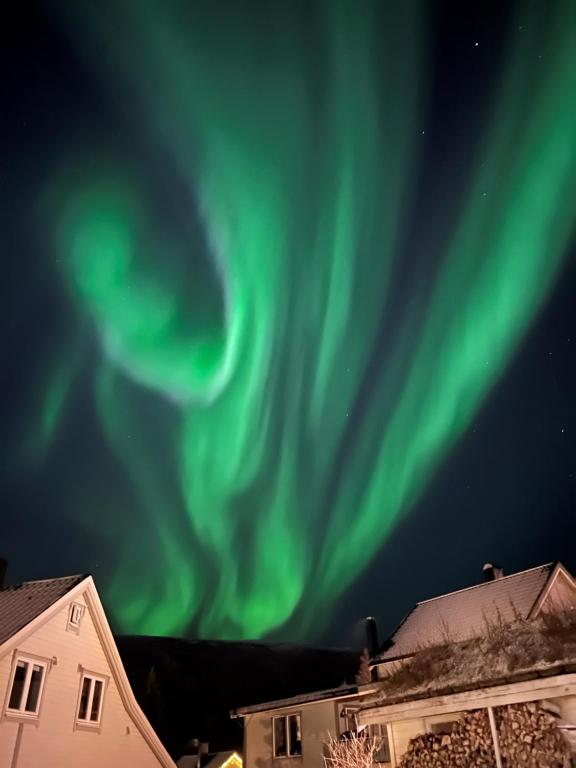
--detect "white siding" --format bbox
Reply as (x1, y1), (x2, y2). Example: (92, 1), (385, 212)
(558, 695), (576, 723)
(543, 572), (576, 612)
(390, 718), (424, 765)
(557, 695), (576, 756)
(0, 592), (165, 768)
(244, 701), (338, 768)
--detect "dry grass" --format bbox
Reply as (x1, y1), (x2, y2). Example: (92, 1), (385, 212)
(378, 609), (576, 699)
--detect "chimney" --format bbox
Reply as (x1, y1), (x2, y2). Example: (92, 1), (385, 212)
(0, 559), (7, 590)
(483, 562), (504, 582)
(364, 616), (379, 657)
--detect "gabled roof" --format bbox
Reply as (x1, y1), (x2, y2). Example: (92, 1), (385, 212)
(203, 751), (242, 768)
(0, 574), (87, 645)
(374, 563), (559, 663)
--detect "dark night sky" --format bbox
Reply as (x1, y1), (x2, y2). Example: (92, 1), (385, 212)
(1, 0), (575, 647)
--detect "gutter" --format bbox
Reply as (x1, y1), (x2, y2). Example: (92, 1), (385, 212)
(231, 685), (379, 719)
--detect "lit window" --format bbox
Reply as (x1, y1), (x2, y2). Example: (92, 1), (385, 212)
(68, 603), (84, 628)
(273, 713), (302, 757)
(368, 723), (391, 763)
(76, 674), (105, 725)
(7, 658), (47, 716)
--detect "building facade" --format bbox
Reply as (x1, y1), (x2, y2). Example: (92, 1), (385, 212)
(0, 574), (176, 768)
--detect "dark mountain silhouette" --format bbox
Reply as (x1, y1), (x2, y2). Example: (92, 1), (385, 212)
(116, 635), (360, 759)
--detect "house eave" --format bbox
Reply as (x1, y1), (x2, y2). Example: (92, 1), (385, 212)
(358, 669), (576, 725)
(230, 684), (379, 718)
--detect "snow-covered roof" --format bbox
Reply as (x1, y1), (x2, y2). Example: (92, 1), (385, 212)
(0, 574), (87, 646)
(374, 563), (555, 662)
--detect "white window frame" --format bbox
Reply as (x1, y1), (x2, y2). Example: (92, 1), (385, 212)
(367, 722), (392, 763)
(75, 672), (106, 726)
(68, 602), (85, 629)
(273, 712), (302, 758)
(5, 655), (48, 718)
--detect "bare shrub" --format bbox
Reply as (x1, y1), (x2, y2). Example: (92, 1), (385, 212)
(324, 732), (383, 768)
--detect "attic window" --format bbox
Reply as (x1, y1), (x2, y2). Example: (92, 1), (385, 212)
(68, 603), (85, 630)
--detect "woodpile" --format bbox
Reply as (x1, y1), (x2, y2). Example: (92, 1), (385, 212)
(397, 702), (572, 768)
(498, 702), (571, 767)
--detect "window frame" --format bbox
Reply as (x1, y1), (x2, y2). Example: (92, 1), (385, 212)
(367, 722), (392, 764)
(428, 720), (458, 735)
(75, 671), (107, 728)
(272, 712), (302, 758)
(67, 602), (85, 631)
(4, 654), (49, 720)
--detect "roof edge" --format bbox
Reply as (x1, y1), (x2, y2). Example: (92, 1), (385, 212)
(83, 578), (177, 768)
(415, 562), (555, 607)
(231, 683), (378, 718)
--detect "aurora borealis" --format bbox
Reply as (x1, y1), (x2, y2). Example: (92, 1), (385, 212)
(2, 0), (576, 641)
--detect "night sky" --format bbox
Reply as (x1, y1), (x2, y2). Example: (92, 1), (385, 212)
(2, 0), (575, 647)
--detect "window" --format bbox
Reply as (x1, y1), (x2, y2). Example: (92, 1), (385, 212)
(429, 721), (457, 735)
(367, 723), (391, 763)
(341, 706), (360, 734)
(68, 603), (85, 629)
(76, 674), (105, 725)
(273, 713), (302, 757)
(6, 657), (47, 716)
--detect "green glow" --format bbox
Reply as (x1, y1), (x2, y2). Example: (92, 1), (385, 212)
(39, 0), (576, 638)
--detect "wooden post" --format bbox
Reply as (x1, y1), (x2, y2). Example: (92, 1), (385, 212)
(487, 706), (503, 768)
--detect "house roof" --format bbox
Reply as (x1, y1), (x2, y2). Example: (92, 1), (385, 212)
(202, 751), (242, 768)
(0, 574), (87, 646)
(231, 683), (377, 717)
(374, 563), (556, 662)
(178, 753), (242, 768)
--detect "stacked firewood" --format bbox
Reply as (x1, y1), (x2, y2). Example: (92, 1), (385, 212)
(398, 709), (495, 767)
(497, 702), (571, 767)
(397, 703), (572, 768)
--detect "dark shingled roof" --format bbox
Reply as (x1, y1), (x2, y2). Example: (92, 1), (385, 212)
(375, 563), (555, 662)
(0, 574), (87, 646)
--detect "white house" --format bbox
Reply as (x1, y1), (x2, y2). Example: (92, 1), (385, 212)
(0, 572), (177, 768)
(359, 561), (576, 766)
(231, 683), (380, 768)
(230, 561), (576, 768)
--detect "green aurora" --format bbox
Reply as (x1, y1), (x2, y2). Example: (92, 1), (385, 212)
(37, 0), (576, 638)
